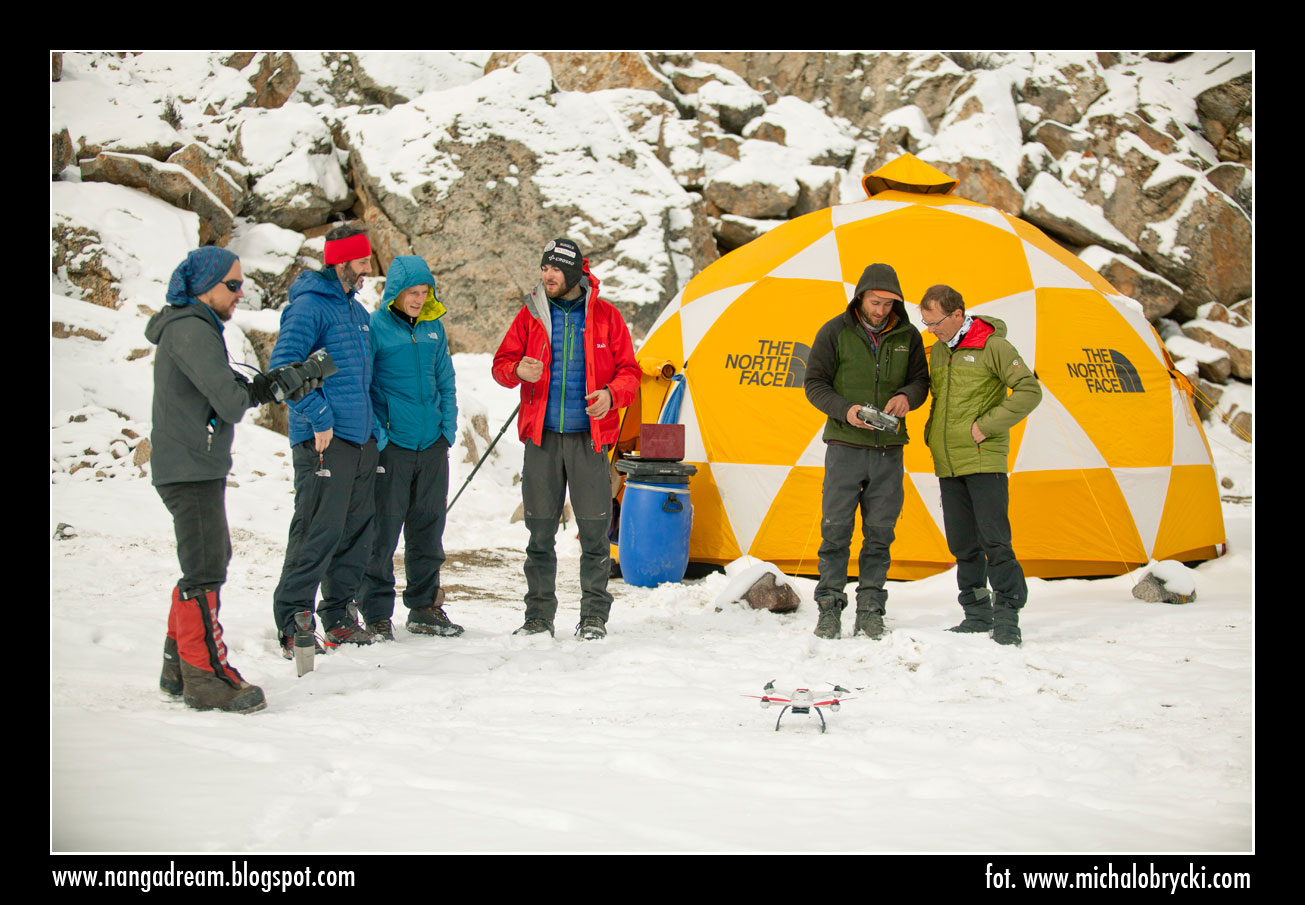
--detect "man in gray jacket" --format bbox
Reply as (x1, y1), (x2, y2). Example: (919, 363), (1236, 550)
(146, 246), (277, 713)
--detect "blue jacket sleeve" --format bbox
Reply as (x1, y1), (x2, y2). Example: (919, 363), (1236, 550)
(435, 322), (458, 445)
(271, 298), (334, 433)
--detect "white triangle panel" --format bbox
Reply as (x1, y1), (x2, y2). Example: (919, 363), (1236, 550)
(1170, 383), (1213, 468)
(643, 291), (682, 346)
(966, 290), (1038, 373)
(937, 204), (1019, 234)
(908, 471), (947, 539)
(1112, 465), (1171, 558)
(795, 425), (827, 467)
(678, 378), (708, 463)
(830, 199), (911, 229)
(1023, 239), (1096, 291)
(711, 463), (794, 555)
(1012, 385), (1108, 472)
(766, 231), (842, 282)
(680, 283), (753, 362)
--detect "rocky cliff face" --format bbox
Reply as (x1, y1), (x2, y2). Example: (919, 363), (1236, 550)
(51, 51), (1252, 437)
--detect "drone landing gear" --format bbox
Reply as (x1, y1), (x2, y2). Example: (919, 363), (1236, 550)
(775, 705), (827, 733)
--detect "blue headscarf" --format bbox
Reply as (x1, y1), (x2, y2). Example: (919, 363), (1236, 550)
(166, 246), (239, 307)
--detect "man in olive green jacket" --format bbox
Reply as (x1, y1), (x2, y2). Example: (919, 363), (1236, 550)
(920, 284), (1041, 646)
(804, 263), (930, 640)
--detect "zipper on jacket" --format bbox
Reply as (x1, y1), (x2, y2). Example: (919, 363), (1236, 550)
(560, 308), (573, 432)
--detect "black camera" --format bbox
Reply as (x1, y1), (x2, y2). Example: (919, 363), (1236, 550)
(267, 349), (338, 403)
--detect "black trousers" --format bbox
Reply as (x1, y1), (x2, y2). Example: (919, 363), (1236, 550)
(156, 479), (231, 595)
(357, 439), (450, 622)
(939, 472), (1027, 609)
(272, 438), (378, 635)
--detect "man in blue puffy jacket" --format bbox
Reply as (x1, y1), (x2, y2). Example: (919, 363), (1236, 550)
(356, 255), (462, 640)
(270, 223), (382, 656)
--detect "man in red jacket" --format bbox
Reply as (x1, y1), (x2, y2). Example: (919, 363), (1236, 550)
(492, 239), (641, 640)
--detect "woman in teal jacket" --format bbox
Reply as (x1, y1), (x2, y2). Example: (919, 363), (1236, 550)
(357, 255), (463, 639)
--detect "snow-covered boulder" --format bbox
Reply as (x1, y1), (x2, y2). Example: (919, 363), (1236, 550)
(231, 102), (354, 230)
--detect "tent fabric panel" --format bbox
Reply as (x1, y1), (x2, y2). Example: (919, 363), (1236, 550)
(1151, 464), (1226, 562)
(681, 208), (833, 304)
(1034, 288), (1175, 469)
(681, 462), (742, 565)
(685, 278), (846, 466)
(833, 204), (1034, 305)
(1009, 468), (1148, 570)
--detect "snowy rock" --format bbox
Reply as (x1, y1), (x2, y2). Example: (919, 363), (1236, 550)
(1024, 172), (1136, 253)
(742, 96), (857, 168)
(704, 140), (803, 218)
(712, 213), (785, 252)
(1130, 572), (1193, 605)
(1029, 120), (1092, 160)
(1164, 333), (1232, 384)
(740, 571), (801, 613)
(1195, 72), (1252, 164)
(341, 55), (711, 348)
(80, 151), (236, 245)
(226, 221), (313, 310)
(488, 51), (673, 102)
(231, 103), (354, 231)
(695, 77), (766, 135)
(234, 52), (301, 110)
(1080, 245), (1181, 320)
(1180, 318), (1252, 381)
(1018, 54), (1109, 126)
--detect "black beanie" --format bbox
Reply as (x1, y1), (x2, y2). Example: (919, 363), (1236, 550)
(541, 238), (584, 290)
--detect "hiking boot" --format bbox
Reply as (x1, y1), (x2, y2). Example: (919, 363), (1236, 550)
(171, 587), (265, 714)
(992, 605), (1022, 647)
(813, 600), (844, 639)
(323, 607), (375, 649)
(160, 635), (182, 699)
(852, 611), (886, 640)
(366, 618), (395, 641)
(576, 616), (607, 641)
(514, 618), (554, 637)
(406, 603), (464, 637)
(279, 633), (326, 660)
(181, 660), (267, 714)
(947, 589), (993, 633)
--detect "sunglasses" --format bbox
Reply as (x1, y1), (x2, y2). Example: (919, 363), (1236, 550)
(220, 279), (243, 292)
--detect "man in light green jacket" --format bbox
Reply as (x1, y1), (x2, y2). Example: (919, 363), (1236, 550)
(920, 284), (1041, 646)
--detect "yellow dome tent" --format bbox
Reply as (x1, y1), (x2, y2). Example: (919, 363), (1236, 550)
(625, 153), (1225, 579)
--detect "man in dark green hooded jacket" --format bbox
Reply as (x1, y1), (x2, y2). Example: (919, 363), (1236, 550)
(920, 283), (1041, 646)
(804, 263), (929, 640)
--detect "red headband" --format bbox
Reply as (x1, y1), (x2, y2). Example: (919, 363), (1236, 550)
(324, 233), (372, 265)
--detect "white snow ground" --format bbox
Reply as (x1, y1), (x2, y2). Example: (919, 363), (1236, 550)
(50, 350), (1254, 853)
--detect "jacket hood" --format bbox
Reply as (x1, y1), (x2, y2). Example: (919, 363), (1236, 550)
(383, 255), (445, 323)
(852, 263), (904, 301)
(955, 315), (1006, 349)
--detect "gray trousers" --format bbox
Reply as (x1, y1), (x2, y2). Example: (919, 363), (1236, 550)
(815, 443), (904, 614)
(521, 430), (613, 627)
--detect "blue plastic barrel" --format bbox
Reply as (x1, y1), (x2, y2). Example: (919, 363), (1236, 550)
(618, 481), (692, 587)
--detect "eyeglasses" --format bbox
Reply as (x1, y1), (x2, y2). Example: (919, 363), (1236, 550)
(920, 309), (954, 328)
(221, 279), (243, 292)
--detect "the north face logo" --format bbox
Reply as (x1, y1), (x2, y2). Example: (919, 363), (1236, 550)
(725, 339), (810, 387)
(1067, 348), (1144, 393)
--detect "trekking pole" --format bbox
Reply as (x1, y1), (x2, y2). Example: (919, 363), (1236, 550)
(447, 402), (521, 514)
